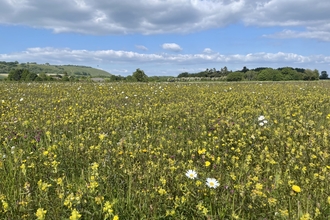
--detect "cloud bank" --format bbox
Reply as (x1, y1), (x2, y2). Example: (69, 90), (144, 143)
(1, 47), (328, 66)
(0, 0), (330, 40)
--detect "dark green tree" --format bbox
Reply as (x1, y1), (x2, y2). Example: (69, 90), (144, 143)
(8, 69), (23, 81)
(132, 68), (148, 82)
(26, 72), (37, 81)
(241, 66), (249, 73)
(38, 72), (48, 81)
(226, 72), (243, 81)
(21, 69), (30, 81)
(320, 71), (328, 79)
(177, 72), (189, 78)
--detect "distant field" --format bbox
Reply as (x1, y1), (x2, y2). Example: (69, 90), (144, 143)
(0, 62), (111, 77)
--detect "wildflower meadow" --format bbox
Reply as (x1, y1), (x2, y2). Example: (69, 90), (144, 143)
(0, 81), (329, 219)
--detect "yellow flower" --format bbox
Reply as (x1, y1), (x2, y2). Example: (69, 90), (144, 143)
(103, 201), (113, 214)
(267, 198), (277, 206)
(279, 209), (289, 217)
(35, 208), (47, 220)
(292, 185), (301, 193)
(99, 133), (107, 140)
(37, 179), (51, 191)
(158, 188), (167, 195)
(2, 200), (8, 212)
(69, 208), (81, 220)
(113, 215), (119, 220)
(95, 196), (104, 205)
(300, 213), (311, 220)
(198, 148), (206, 155)
(205, 161), (211, 167)
(56, 177), (63, 186)
(255, 183), (263, 190)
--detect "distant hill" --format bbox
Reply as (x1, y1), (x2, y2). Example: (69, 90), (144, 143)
(0, 61), (111, 77)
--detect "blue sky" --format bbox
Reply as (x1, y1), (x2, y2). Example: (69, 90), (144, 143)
(1, 0), (330, 76)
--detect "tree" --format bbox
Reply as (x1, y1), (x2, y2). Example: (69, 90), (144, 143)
(221, 66), (229, 76)
(132, 68), (148, 82)
(303, 69), (319, 81)
(241, 66), (249, 73)
(244, 70), (257, 81)
(178, 72), (189, 78)
(320, 71), (328, 79)
(280, 67), (302, 80)
(8, 69), (24, 81)
(26, 72), (37, 81)
(226, 72), (243, 81)
(257, 68), (273, 81)
(38, 72), (48, 81)
(126, 75), (137, 82)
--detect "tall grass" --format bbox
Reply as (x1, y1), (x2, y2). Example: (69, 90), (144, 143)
(0, 81), (329, 219)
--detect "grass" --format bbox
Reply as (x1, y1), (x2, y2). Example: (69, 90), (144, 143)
(0, 81), (329, 219)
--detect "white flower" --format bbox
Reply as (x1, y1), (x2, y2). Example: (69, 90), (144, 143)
(20, 98), (24, 102)
(185, 170), (197, 179)
(263, 120), (268, 124)
(258, 115), (265, 121)
(206, 178), (219, 188)
(259, 122), (264, 126)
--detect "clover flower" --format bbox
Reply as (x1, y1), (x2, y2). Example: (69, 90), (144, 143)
(185, 170), (197, 179)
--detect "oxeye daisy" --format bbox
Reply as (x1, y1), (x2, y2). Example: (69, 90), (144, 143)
(258, 115), (265, 121)
(206, 178), (219, 188)
(185, 170), (197, 179)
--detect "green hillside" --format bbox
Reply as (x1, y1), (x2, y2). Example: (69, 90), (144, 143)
(0, 61), (111, 77)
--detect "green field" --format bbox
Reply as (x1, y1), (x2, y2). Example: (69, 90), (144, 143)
(0, 81), (329, 219)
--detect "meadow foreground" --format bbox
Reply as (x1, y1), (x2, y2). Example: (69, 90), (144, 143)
(0, 81), (329, 219)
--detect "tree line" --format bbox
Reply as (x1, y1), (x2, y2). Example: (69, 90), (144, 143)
(4, 68), (170, 83)
(3, 65), (329, 83)
(6, 69), (77, 82)
(178, 66), (328, 81)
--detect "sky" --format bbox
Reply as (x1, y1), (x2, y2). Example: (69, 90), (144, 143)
(1, 0), (330, 76)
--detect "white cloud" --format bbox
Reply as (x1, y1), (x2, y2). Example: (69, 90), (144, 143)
(135, 45), (148, 51)
(162, 43), (182, 52)
(0, 0), (246, 34)
(243, 0), (330, 41)
(1, 47), (329, 67)
(264, 29), (330, 42)
(203, 48), (213, 53)
(1, 0), (330, 40)
(2, 47), (330, 76)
